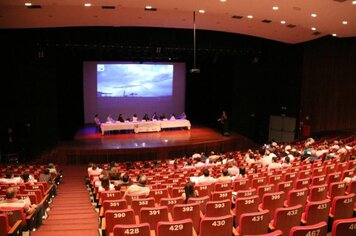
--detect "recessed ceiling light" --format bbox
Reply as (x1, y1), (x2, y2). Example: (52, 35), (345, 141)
(280, 20), (286, 24)
(84, 3), (92, 7)
(145, 6), (152, 9)
(342, 21), (348, 25)
(311, 13), (317, 17)
(352, 1), (356, 4)
(332, 33), (337, 37)
(25, 3), (32, 6)
(220, 0), (227, 2)
(311, 27), (316, 31)
(247, 15), (253, 19)
(198, 9), (205, 13)
(272, 6), (279, 10)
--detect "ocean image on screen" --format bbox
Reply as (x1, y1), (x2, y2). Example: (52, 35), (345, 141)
(97, 64), (173, 97)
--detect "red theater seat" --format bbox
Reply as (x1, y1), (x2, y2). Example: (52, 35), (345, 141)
(331, 217), (356, 236)
(289, 221), (327, 236)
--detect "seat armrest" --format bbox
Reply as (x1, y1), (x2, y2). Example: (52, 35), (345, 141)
(8, 220), (22, 236)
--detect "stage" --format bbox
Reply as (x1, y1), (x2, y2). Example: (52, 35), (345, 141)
(52, 125), (256, 165)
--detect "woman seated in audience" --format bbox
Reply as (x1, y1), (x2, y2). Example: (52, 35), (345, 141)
(235, 167), (247, 179)
(216, 168), (232, 182)
(98, 176), (115, 192)
(268, 156), (282, 172)
(22, 171), (37, 183)
(182, 181), (199, 203)
(281, 156), (291, 167)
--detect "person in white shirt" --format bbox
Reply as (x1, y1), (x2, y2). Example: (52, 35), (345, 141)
(106, 114), (115, 123)
(268, 157), (282, 172)
(281, 156), (291, 168)
(183, 160), (195, 169)
(216, 168), (232, 182)
(228, 161), (240, 176)
(260, 150), (273, 167)
(245, 153), (256, 165)
(132, 114), (138, 122)
(0, 171), (23, 184)
(169, 113), (176, 121)
(194, 157), (205, 168)
(197, 169), (216, 184)
(124, 175), (150, 197)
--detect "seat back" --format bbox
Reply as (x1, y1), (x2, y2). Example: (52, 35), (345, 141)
(26, 183), (45, 196)
(311, 175), (326, 186)
(199, 214), (234, 236)
(285, 188), (308, 210)
(99, 190), (122, 205)
(245, 230), (283, 236)
(330, 193), (355, 221)
(326, 172), (341, 185)
(149, 188), (168, 204)
(205, 199), (231, 217)
(17, 193), (37, 205)
(276, 181), (293, 200)
(237, 210), (269, 235)
(195, 183), (214, 197)
(308, 184), (328, 202)
(302, 199), (330, 225)
(113, 223), (151, 236)
(157, 219), (193, 236)
(105, 209), (135, 235)
(0, 207), (27, 228)
(251, 177), (267, 189)
(211, 190), (232, 201)
(346, 180), (356, 194)
(160, 197), (184, 213)
(294, 178), (310, 190)
(289, 221), (327, 236)
(236, 188), (256, 198)
(297, 170), (311, 179)
(331, 217), (356, 236)
(23, 189), (42, 203)
(102, 199), (128, 214)
(284, 172), (297, 183)
(328, 181), (346, 201)
(0, 213), (10, 236)
(124, 193), (147, 205)
(187, 196), (210, 214)
(214, 181), (232, 191)
(130, 197), (155, 216)
(271, 205), (303, 236)
(171, 187), (185, 198)
(233, 178), (250, 191)
(234, 195), (259, 226)
(257, 184), (275, 200)
(140, 206), (169, 232)
(260, 191), (285, 222)
(268, 174), (283, 185)
(172, 203), (200, 233)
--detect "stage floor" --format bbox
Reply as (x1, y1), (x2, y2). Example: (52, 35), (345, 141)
(53, 125), (256, 164)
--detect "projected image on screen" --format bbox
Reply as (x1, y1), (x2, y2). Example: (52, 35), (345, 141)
(97, 64), (173, 97)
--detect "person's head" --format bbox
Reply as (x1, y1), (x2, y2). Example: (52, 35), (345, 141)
(239, 167), (246, 176)
(48, 163), (54, 169)
(138, 175), (147, 186)
(122, 173), (130, 183)
(5, 170), (13, 179)
(22, 172), (30, 182)
(5, 186), (17, 199)
(203, 168), (210, 177)
(272, 156), (278, 163)
(195, 157), (201, 163)
(285, 156), (290, 164)
(101, 176), (110, 189)
(92, 164), (97, 170)
(187, 160), (192, 166)
(95, 114), (98, 118)
(222, 168), (229, 177)
(44, 169), (50, 175)
(249, 153), (255, 160)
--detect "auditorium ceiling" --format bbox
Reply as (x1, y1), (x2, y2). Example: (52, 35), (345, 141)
(1, 0), (355, 44)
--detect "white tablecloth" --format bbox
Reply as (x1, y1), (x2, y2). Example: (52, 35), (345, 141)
(101, 119), (191, 135)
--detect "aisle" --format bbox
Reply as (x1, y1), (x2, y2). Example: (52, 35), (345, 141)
(32, 165), (99, 236)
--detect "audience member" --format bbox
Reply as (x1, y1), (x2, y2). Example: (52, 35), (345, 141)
(0, 170), (23, 184)
(197, 169), (215, 184)
(124, 175), (150, 197)
(268, 156), (282, 172)
(181, 181), (199, 203)
(117, 114), (124, 122)
(216, 168), (231, 182)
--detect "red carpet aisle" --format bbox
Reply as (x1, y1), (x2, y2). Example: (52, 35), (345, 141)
(32, 165), (99, 236)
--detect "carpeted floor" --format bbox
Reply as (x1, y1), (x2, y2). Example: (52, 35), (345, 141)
(32, 166), (99, 236)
